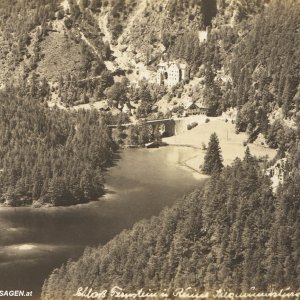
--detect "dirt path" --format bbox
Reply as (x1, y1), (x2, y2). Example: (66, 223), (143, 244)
(79, 31), (102, 60)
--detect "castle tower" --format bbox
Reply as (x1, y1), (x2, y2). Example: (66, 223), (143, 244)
(157, 58), (168, 85)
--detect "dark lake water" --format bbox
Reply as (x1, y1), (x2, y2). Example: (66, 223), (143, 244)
(0, 147), (204, 299)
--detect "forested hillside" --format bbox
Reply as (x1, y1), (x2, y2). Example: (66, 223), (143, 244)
(163, 0), (300, 151)
(0, 86), (114, 206)
(42, 137), (300, 298)
(167, 0), (300, 124)
(230, 0), (299, 130)
(0, 0), (111, 106)
(0, 0), (299, 124)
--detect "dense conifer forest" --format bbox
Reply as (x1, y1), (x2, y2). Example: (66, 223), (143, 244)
(0, 87), (114, 206)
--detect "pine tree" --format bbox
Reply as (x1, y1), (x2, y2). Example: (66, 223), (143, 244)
(201, 132), (223, 174)
(243, 146), (252, 164)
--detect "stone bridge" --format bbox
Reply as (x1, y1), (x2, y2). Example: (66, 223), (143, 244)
(108, 118), (177, 137)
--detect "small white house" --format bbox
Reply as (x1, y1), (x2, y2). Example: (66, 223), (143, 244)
(184, 101), (207, 116)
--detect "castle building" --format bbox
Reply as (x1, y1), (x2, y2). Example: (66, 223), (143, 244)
(157, 60), (189, 87)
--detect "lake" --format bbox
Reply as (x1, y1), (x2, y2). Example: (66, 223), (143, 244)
(0, 146), (205, 299)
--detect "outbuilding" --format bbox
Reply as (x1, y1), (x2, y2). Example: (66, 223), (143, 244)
(184, 102), (207, 116)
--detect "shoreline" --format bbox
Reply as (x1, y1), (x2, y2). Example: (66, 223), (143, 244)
(178, 153), (210, 180)
(180, 154), (203, 174)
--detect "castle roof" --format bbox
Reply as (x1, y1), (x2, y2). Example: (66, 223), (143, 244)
(158, 59), (187, 70)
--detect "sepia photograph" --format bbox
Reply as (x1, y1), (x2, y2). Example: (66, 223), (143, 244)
(0, 0), (299, 299)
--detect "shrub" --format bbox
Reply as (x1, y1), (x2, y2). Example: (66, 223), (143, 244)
(187, 122), (198, 130)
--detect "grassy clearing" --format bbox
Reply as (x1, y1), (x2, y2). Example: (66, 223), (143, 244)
(163, 118), (277, 171)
